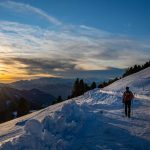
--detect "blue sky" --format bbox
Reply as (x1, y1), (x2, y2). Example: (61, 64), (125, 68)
(0, 0), (149, 82)
(1, 0), (150, 38)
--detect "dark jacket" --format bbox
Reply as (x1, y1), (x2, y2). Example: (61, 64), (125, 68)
(123, 91), (134, 103)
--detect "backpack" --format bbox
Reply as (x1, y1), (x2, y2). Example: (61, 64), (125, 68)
(123, 91), (133, 102)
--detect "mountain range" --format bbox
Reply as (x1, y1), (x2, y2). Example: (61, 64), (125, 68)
(8, 77), (75, 99)
(0, 86), (55, 111)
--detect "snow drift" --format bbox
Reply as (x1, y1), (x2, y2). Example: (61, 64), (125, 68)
(0, 101), (93, 150)
(0, 67), (150, 150)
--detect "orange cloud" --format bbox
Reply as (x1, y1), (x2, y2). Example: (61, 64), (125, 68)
(0, 60), (58, 83)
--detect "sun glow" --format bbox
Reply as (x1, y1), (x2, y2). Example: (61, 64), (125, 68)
(0, 63), (27, 83)
(0, 60), (57, 83)
(75, 63), (109, 71)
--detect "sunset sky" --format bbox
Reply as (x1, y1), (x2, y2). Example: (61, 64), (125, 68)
(0, 0), (150, 83)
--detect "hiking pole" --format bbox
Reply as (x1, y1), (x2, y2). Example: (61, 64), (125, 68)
(121, 91), (125, 117)
(131, 100), (133, 117)
(122, 102), (125, 117)
(123, 103), (124, 117)
(132, 93), (136, 118)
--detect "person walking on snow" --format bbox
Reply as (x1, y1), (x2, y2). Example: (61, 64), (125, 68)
(122, 87), (134, 118)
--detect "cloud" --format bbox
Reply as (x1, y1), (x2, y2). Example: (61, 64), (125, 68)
(11, 57), (76, 74)
(0, 0), (149, 82)
(0, 20), (150, 82)
(0, 1), (62, 25)
(74, 63), (109, 71)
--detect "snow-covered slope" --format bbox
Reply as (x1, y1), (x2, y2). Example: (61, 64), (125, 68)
(104, 67), (150, 95)
(0, 68), (150, 150)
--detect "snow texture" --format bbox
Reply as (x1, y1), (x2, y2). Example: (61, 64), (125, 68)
(0, 67), (150, 150)
(0, 101), (94, 150)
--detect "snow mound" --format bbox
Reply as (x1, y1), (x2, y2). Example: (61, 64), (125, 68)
(24, 119), (42, 138)
(0, 101), (93, 150)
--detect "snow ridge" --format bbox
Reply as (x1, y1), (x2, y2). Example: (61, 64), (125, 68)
(0, 101), (94, 150)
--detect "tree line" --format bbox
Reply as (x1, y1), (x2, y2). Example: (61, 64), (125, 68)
(98, 60), (150, 88)
(122, 60), (150, 77)
(98, 77), (119, 88)
(39, 60), (150, 106)
(0, 97), (30, 123)
(54, 60), (150, 104)
(68, 78), (96, 99)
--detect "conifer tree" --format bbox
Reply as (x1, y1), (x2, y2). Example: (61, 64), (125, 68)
(90, 82), (96, 90)
(57, 96), (63, 103)
(84, 83), (90, 92)
(71, 78), (79, 97)
(17, 97), (30, 117)
(79, 79), (85, 95)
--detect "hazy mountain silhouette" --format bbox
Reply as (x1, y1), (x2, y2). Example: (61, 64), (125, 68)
(0, 86), (55, 111)
(9, 77), (74, 99)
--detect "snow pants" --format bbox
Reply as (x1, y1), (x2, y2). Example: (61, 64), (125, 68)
(125, 101), (131, 117)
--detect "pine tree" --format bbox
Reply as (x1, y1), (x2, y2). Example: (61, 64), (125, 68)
(52, 96), (63, 104)
(84, 83), (90, 92)
(17, 97), (30, 117)
(90, 82), (96, 90)
(79, 79), (85, 95)
(57, 96), (63, 103)
(122, 60), (150, 78)
(71, 78), (79, 97)
(98, 83), (103, 88)
(71, 78), (87, 98)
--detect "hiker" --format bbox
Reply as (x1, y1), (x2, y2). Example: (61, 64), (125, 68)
(122, 87), (134, 118)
